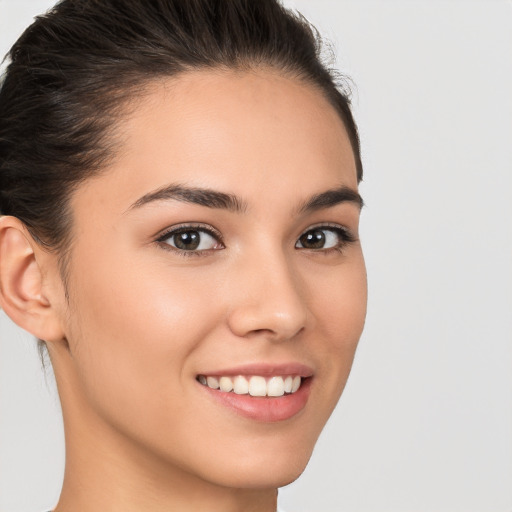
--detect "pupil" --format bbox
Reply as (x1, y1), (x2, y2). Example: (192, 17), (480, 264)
(301, 230), (325, 249)
(175, 231), (200, 250)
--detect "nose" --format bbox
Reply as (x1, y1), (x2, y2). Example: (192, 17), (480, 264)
(226, 251), (308, 342)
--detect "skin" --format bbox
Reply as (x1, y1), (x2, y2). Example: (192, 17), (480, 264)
(0, 69), (367, 512)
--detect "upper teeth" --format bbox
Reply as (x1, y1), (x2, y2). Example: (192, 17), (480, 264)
(198, 375), (302, 397)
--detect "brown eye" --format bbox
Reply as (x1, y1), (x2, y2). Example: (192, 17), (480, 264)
(173, 230), (201, 250)
(295, 226), (353, 250)
(160, 227), (222, 252)
(297, 229), (326, 249)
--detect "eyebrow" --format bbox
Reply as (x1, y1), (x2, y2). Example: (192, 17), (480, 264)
(297, 185), (364, 214)
(127, 183), (247, 213)
(126, 183), (363, 214)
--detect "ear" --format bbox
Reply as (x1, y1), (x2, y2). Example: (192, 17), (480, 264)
(0, 216), (65, 343)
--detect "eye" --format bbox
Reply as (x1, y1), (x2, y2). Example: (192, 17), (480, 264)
(157, 225), (223, 253)
(295, 225), (355, 251)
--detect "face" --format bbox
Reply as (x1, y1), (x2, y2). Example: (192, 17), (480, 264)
(51, 69), (367, 489)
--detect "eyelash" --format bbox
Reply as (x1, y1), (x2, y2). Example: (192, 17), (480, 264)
(155, 223), (224, 258)
(155, 223), (357, 257)
(296, 223), (358, 254)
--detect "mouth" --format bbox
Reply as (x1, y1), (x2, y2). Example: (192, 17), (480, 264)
(196, 365), (313, 422)
(196, 374), (303, 397)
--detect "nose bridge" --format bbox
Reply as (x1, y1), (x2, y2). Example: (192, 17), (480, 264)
(227, 244), (308, 341)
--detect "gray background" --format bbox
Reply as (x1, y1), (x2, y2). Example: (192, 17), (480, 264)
(1, 1), (511, 511)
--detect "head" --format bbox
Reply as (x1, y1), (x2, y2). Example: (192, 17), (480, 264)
(0, 0), (366, 495)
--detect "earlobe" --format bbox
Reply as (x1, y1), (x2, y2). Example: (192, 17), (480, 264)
(0, 216), (65, 342)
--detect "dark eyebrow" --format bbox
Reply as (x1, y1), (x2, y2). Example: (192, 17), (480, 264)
(126, 184), (247, 213)
(126, 183), (362, 215)
(297, 186), (364, 214)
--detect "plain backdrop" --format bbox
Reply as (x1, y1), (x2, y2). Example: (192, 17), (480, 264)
(0, 1), (511, 511)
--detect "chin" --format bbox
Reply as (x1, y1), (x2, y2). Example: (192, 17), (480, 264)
(195, 442), (315, 490)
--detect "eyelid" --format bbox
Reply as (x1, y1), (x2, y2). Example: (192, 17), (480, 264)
(153, 221), (356, 255)
(299, 222), (357, 239)
(155, 222), (223, 241)
(295, 222), (358, 249)
(154, 222), (224, 255)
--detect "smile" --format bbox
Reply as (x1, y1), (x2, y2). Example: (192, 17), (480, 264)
(196, 364), (314, 422)
(197, 374), (302, 397)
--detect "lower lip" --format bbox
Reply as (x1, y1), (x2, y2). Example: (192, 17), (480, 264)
(199, 378), (312, 422)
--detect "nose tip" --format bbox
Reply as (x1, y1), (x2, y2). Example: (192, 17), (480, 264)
(226, 258), (308, 342)
(228, 305), (307, 342)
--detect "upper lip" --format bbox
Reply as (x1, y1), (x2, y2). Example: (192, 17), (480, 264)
(197, 362), (314, 378)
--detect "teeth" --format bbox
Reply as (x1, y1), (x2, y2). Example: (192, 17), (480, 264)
(267, 376), (285, 397)
(219, 376), (233, 392)
(249, 376), (267, 397)
(233, 375), (249, 394)
(198, 374), (303, 397)
(206, 376), (219, 389)
(284, 376), (293, 393)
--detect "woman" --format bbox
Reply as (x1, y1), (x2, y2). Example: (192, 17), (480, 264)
(0, 1), (366, 511)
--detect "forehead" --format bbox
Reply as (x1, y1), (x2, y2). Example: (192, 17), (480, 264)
(73, 69), (357, 216)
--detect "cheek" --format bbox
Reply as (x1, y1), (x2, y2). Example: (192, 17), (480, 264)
(307, 253), (367, 394)
(65, 251), (222, 421)
(312, 252), (367, 345)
